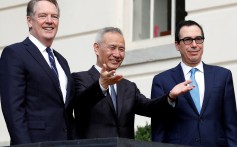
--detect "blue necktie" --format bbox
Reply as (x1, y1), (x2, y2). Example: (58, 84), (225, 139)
(190, 68), (201, 113)
(46, 47), (58, 78)
(110, 85), (117, 111)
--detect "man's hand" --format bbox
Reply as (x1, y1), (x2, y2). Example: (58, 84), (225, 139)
(99, 64), (123, 89)
(169, 80), (194, 100)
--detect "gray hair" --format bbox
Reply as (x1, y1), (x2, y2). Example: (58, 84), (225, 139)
(27, 0), (60, 17)
(95, 27), (123, 43)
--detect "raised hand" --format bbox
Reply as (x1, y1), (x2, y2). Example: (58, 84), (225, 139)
(169, 80), (194, 99)
(99, 64), (123, 89)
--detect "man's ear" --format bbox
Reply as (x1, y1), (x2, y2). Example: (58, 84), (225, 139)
(175, 41), (180, 51)
(94, 42), (99, 55)
(27, 16), (33, 30)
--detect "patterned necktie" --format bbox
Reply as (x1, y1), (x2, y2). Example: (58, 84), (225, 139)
(110, 85), (117, 111)
(190, 68), (201, 113)
(46, 47), (59, 78)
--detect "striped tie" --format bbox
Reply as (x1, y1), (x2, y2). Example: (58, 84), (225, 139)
(46, 47), (59, 79)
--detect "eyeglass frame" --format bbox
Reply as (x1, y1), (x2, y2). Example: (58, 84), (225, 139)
(178, 36), (205, 45)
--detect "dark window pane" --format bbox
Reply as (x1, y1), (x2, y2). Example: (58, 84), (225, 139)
(175, 0), (187, 26)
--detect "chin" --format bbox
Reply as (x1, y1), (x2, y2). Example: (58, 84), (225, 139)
(108, 65), (119, 70)
(44, 36), (55, 41)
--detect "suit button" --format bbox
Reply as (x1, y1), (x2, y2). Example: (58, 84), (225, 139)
(200, 119), (203, 123)
(64, 128), (68, 132)
(198, 117), (203, 122)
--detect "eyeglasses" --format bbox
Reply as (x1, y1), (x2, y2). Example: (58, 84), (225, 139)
(179, 36), (205, 45)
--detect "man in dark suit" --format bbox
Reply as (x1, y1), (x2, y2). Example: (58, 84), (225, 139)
(0, 0), (75, 145)
(151, 20), (237, 147)
(72, 27), (194, 139)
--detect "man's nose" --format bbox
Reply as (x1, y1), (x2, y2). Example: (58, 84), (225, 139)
(113, 49), (120, 56)
(190, 40), (197, 47)
(45, 16), (53, 23)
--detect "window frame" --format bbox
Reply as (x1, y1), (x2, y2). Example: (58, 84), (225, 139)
(123, 0), (176, 51)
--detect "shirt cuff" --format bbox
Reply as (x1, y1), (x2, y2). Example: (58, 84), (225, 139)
(99, 83), (108, 96)
(167, 97), (176, 107)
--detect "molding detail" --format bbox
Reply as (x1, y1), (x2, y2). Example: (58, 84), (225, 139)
(122, 44), (180, 66)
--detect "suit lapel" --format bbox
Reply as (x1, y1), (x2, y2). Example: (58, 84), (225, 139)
(23, 38), (63, 101)
(173, 64), (199, 114)
(54, 51), (73, 107)
(89, 66), (118, 116)
(88, 66), (100, 81)
(200, 63), (214, 115)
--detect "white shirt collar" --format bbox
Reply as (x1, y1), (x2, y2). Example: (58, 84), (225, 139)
(29, 34), (50, 52)
(181, 61), (204, 76)
(94, 65), (102, 73)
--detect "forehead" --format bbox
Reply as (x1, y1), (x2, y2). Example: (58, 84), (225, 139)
(103, 32), (125, 44)
(179, 25), (202, 38)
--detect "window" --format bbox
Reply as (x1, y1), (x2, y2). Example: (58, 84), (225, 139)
(132, 0), (186, 41)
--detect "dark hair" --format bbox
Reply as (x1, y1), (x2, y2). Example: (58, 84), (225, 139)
(95, 27), (123, 43)
(175, 20), (204, 43)
(27, 0), (60, 17)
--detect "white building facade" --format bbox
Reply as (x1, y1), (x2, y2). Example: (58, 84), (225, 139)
(1, 0), (237, 145)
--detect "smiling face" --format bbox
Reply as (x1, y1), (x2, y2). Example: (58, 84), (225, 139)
(27, 0), (59, 47)
(94, 32), (125, 71)
(175, 25), (204, 67)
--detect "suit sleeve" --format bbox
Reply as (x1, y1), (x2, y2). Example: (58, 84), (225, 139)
(223, 71), (237, 146)
(72, 72), (105, 109)
(129, 77), (173, 123)
(150, 75), (169, 142)
(134, 82), (170, 117)
(0, 47), (31, 144)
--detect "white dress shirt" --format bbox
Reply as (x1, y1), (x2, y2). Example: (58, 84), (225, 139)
(181, 61), (205, 107)
(29, 35), (68, 103)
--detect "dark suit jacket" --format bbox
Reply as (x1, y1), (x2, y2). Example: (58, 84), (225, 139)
(0, 38), (75, 145)
(151, 63), (237, 147)
(72, 66), (172, 139)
